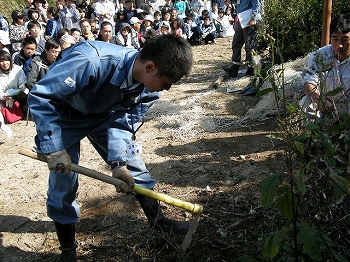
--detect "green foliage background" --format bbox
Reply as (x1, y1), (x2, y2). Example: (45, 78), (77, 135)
(261, 0), (350, 61)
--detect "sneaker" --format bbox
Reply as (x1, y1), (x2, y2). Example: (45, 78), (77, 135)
(1, 124), (12, 138)
(223, 64), (239, 78)
(57, 250), (77, 262)
(245, 66), (254, 76)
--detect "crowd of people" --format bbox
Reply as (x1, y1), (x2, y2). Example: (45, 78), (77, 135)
(0, 0), (236, 136)
(0, 0), (240, 138)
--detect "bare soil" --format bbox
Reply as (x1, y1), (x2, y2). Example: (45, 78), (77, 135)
(0, 38), (285, 262)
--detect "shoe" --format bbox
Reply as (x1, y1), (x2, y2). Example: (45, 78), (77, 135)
(1, 123), (12, 138)
(240, 83), (258, 96)
(245, 66), (254, 76)
(223, 64), (239, 78)
(57, 250), (77, 262)
(212, 39), (218, 44)
(54, 222), (77, 262)
(136, 194), (191, 234)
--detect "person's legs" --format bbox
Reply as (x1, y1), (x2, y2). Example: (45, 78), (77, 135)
(243, 25), (258, 76)
(225, 21), (244, 77)
(0, 110), (12, 138)
(231, 21), (244, 64)
(43, 112), (92, 261)
(87, 114), (189, 234)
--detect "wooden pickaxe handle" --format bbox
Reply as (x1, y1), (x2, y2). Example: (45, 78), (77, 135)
(18, 147), (203, 214)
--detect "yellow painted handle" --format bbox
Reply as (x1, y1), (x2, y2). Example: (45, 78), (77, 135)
(19, 147), (203, 214)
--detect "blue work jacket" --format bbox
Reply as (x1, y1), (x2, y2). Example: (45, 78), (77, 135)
(28, 41), (160, 161)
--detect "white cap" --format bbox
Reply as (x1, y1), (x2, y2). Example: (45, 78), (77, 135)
(160, 21), (170, 29)
(129, 17), (141, 24)
(0, 30), (10, 46)
(143, 15), (154, 22)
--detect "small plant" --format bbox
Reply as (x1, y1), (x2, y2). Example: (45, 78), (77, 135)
(257, 13), (350, 261)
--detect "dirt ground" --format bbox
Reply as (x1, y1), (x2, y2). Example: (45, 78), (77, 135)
(0, 37), (286, 262)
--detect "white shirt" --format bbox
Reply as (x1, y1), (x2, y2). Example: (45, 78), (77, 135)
(94, 0), (116, 25)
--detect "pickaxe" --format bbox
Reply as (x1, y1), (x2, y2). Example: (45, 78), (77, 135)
(18, 147), (203, 252)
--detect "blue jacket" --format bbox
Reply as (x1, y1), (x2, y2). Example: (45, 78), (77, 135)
(234, 0), (261, 20)
(28, 41), (160, 161)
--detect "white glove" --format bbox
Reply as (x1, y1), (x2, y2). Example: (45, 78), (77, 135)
(5, 98), (14, 108)
(136, 8), (144, 13)
(46, 149), (72, 174)
(112, 166), (135, 193)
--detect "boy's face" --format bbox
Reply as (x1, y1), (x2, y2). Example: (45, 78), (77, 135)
(29, 25), (41, 37)
(142, 63), (180, 92)
(45, 46), (61, 62)
(331, 31), (350, 61)
(163, 13), (170, 21)
(125, 2), (133, 10)
(23, 43), (37, 58)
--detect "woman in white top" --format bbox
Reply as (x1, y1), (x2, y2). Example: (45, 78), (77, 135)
(0, 50), (27, 137)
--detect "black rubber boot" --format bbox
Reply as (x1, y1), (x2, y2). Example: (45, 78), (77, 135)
(245, 66), (255, 76)
(223, 64), (239, 78)
(54, 221), (77, 262)
(135, 194), (191, 234)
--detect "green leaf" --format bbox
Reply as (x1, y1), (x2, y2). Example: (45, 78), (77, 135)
(297, 221), (333, 261)
(305, 123), (320, 131)
(275, 185), (295, 220)
(325, 87), (343, 97)
(259, 173), (282, 207)
(256, 88), (273, 98)
(262, 233), (280, 258)
(295, 132), (311, 141)
(294, 172), (307, 195)
(294, 140), (306, 154)
(330, 169), (350, 201)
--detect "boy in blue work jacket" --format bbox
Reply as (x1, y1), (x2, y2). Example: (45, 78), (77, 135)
(28, 34), (193, 262)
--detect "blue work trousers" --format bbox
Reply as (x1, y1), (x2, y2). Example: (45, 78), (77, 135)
(42, 110), (156, 224)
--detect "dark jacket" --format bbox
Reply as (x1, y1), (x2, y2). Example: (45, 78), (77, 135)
(25, 51), (54, 90)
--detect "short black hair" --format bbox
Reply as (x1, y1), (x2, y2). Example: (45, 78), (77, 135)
(0, 50), (13, 72)
(22, 36), (37, 47)
(330, 12), (350, 35)
(45, 38), (61, 50)
(139, 34), (192, 80)
(27, 20), (41, 30)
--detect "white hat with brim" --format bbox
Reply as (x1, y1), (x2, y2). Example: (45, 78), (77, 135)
(130, 17), (142, 24)
(143, 15), (154, 22)
(0, 30), (10, 46)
